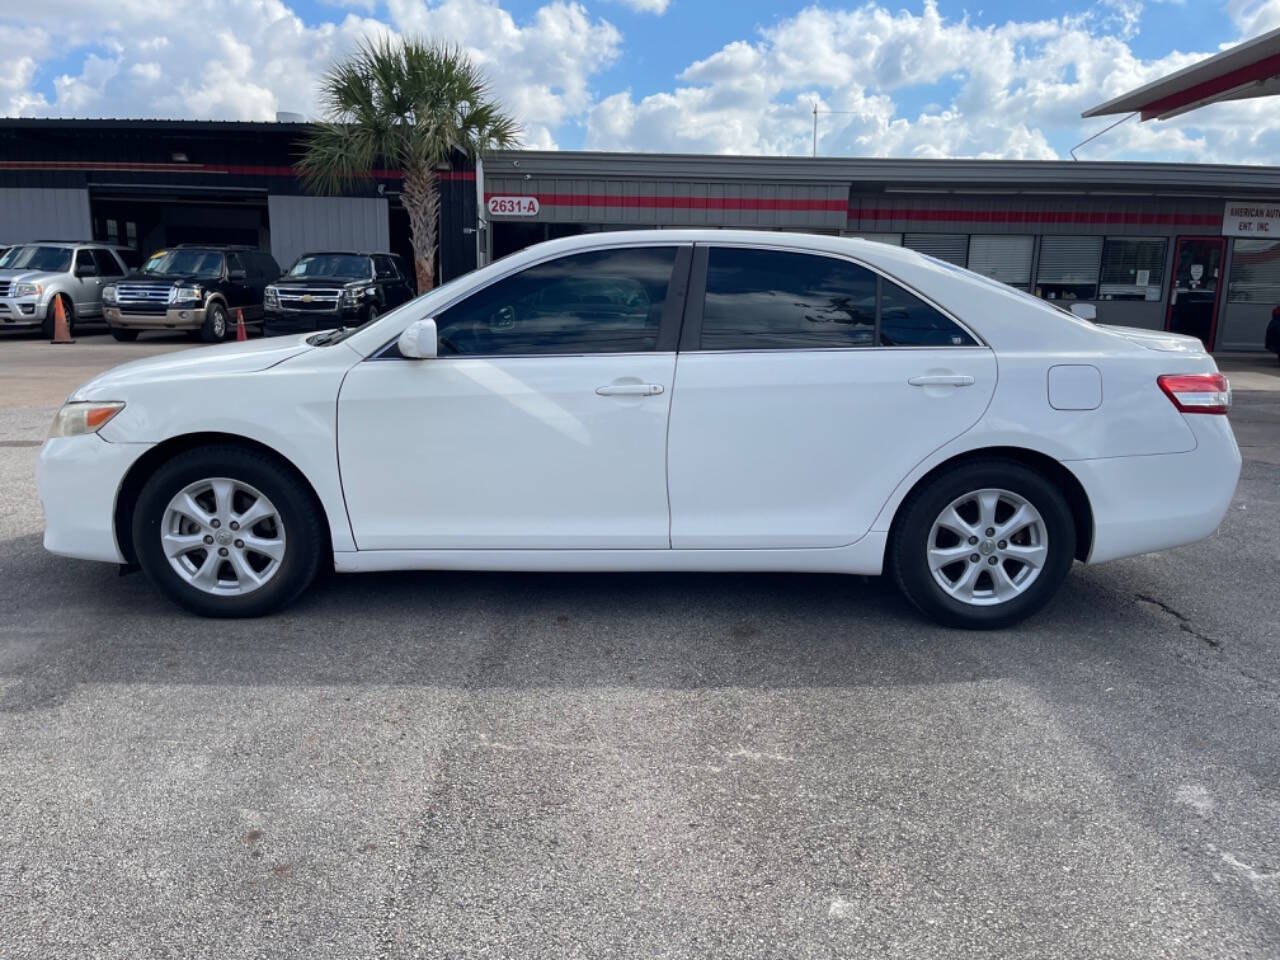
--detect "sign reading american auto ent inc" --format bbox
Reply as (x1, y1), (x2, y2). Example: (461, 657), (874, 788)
(1222, 201), (1280, 237)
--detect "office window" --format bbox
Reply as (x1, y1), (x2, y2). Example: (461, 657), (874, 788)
(903, 234), (968, 266)
(1099, 237), (1166, 301)
(1037, 236), (1103, 302)
(1227, 239), (1280, 303)
(967, 235), (1034, 289)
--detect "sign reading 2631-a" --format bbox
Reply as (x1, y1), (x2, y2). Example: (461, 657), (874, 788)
(487, 196), (540, 217)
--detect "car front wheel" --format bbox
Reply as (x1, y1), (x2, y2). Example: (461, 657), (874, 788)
(890, 460), (1076, 629)
(200, 302), (228, 342)
(132, 446), (323, 617)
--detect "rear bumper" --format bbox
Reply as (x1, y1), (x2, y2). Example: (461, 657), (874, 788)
(37, 434), (154, 564)
(1069, 414), (1241, 564)
(105, 305), (205, 330)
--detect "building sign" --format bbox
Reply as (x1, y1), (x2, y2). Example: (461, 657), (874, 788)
(487, 196), (540, 217)
(1222, 201), (1280, 237)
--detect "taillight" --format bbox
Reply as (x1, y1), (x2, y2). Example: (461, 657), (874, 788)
(1158, 373), (1231, 414)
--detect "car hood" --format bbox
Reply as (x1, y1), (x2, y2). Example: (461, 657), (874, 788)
(70, 334), (317, 401)
(1097, 324), (1208, 354)
(273, 277), (366, 287)
(117, 272), (204, 285)
(0, 269), (52, 283)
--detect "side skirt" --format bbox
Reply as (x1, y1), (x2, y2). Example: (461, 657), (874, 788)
(333, 533), (888, 576)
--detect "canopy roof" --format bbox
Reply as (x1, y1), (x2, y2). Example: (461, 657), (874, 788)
(1084, 26), (1280, 121)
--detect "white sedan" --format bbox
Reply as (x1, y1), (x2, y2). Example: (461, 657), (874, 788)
(37, 231), (1240, 628)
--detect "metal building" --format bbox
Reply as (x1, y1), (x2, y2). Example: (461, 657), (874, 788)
(2, 119), (1278, 351)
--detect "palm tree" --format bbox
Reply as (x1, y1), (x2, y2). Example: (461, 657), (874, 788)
(299, 38), (520, 292)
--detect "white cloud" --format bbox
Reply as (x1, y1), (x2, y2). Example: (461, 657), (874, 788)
(585, 0), (1280, 163)
(615, 0), (670, 13)
(0, 0), (620, 147)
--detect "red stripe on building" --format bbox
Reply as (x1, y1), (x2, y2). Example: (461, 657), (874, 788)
(0, 161), (475, 181)
(486, 192), (846, 213)
(853, 207), (1224, 227)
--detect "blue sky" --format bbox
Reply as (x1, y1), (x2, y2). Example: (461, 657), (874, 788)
(3, 0), (1278, 162)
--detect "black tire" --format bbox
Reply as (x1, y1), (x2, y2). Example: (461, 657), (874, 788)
(362, 304), (379, 326)
(41, 294), (74, 338)
(200, 301), (228, 343)
(132, 445), (324, 618)
(889, 459), (1076, 630)
(110, 327), (139, 342)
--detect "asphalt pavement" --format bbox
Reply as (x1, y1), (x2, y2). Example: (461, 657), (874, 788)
(2, 332), (1279, 959)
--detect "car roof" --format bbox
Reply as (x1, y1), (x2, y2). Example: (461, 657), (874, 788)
(296, 251), (392, 258)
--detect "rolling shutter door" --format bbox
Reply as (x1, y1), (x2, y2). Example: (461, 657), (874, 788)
(903, 233), (968, 266)
(1038, 236), (1103, 284)
(967, 235), (1034, 287)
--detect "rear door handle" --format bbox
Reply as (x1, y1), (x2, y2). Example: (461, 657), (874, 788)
(596, 383), (664, 397)
(908, 375), (975, 387)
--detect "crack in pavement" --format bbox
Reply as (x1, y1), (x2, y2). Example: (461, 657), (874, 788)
(1134, 594), (1222, 649)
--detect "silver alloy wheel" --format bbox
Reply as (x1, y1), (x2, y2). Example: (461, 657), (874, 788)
(927, 488), (1048, 607)
(161, 477), (286, 596)
(211, 309), (226, 338)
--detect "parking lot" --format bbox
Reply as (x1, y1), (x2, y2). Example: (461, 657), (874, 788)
(2, 330), (1279, 958)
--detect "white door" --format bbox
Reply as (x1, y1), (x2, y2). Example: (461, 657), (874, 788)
(337, 244), (690, 551)
(667, 245), (996, 549)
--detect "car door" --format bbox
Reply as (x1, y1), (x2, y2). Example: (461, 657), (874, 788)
(374, 255), (411, 307)
(90, 248), (125, 316)
(337, 243), (692, 550)
(666, 244), (997, 549)
(71, 248), (101, 315)
(224, 253), (254, 318)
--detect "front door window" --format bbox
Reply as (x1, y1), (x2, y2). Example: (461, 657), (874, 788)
(1167, 237), (1224, 349)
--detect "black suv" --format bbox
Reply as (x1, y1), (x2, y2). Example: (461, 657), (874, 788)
(103, 245), (281, 342)
(263, 251), (415, 336)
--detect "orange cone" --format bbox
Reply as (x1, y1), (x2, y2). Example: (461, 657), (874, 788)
(235, 308), (247, 342)
(50, 295), (74, 344)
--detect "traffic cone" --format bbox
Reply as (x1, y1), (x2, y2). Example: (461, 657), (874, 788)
(50, 295), (74, 344)
(235, 308), (247, 342)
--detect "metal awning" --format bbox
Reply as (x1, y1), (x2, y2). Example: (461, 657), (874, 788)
(1083, 26), (1280, 121)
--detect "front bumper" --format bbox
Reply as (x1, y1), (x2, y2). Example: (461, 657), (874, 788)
(37, 434), (154, 564)
(0, 297), (43, 327)
(264, 306), (361, 335)
(1070, 414), (1241, 564)
(105, 305), (206, 330)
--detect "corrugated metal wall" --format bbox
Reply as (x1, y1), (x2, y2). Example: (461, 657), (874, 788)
(484, 176), (848, 230)
(0, 188), (91, 244)
(266, 195), (389, 270)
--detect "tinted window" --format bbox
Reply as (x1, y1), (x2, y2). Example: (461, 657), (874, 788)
(701, 248), (876, 350)
(435, 247), (677, 356)
(289, 254), (371, 279)
(879, 280), (976, 347)
(373, 255), (398, 279)
(75, 249), (95, 271)
(91, 249), (124, 277)
(226, 253), (245, 276)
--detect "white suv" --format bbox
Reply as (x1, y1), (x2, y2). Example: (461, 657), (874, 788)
(0, 242), (130, 336)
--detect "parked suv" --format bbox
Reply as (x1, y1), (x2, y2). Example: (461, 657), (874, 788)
(264, 251), (414, 336)
(0, 242), (129, 336)
(103, 245), (281, 342)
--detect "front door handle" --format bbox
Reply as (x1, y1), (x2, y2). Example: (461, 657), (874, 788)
(908, 374), (975, 387)
(596, 383), (664, 397)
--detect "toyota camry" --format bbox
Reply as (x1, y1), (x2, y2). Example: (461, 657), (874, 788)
(37, 231), (1241, 628)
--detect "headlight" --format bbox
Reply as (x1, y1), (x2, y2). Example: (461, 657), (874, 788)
(264, 285), (279, 307)
(168, 285), (202, 303)
(343, 284), (372, 304)
(102, 284), (117, 303)
(11, 282), (41, 298)
(49, 401), (126, 438)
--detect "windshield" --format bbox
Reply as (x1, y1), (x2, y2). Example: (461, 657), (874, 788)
(288, 254), (371, 279)
(142, 249), (224, 278)
(0, 245), (72, 273)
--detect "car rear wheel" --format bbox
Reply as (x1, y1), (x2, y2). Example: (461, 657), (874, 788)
(132, 446), (323, 617)
(890, 460), (1076, 629)
(200, 302), (228, 343)
(109, 327), (139, 342)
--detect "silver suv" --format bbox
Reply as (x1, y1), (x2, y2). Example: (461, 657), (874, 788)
(0, 242), (130, 336)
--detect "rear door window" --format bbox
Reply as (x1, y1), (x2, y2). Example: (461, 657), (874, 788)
(879, 279), (976, 347)
(91, 249), (125, 277)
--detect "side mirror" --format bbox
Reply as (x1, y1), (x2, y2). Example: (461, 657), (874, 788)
(398, 318), (438, 359)
(1069, 303), (1097, 322)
